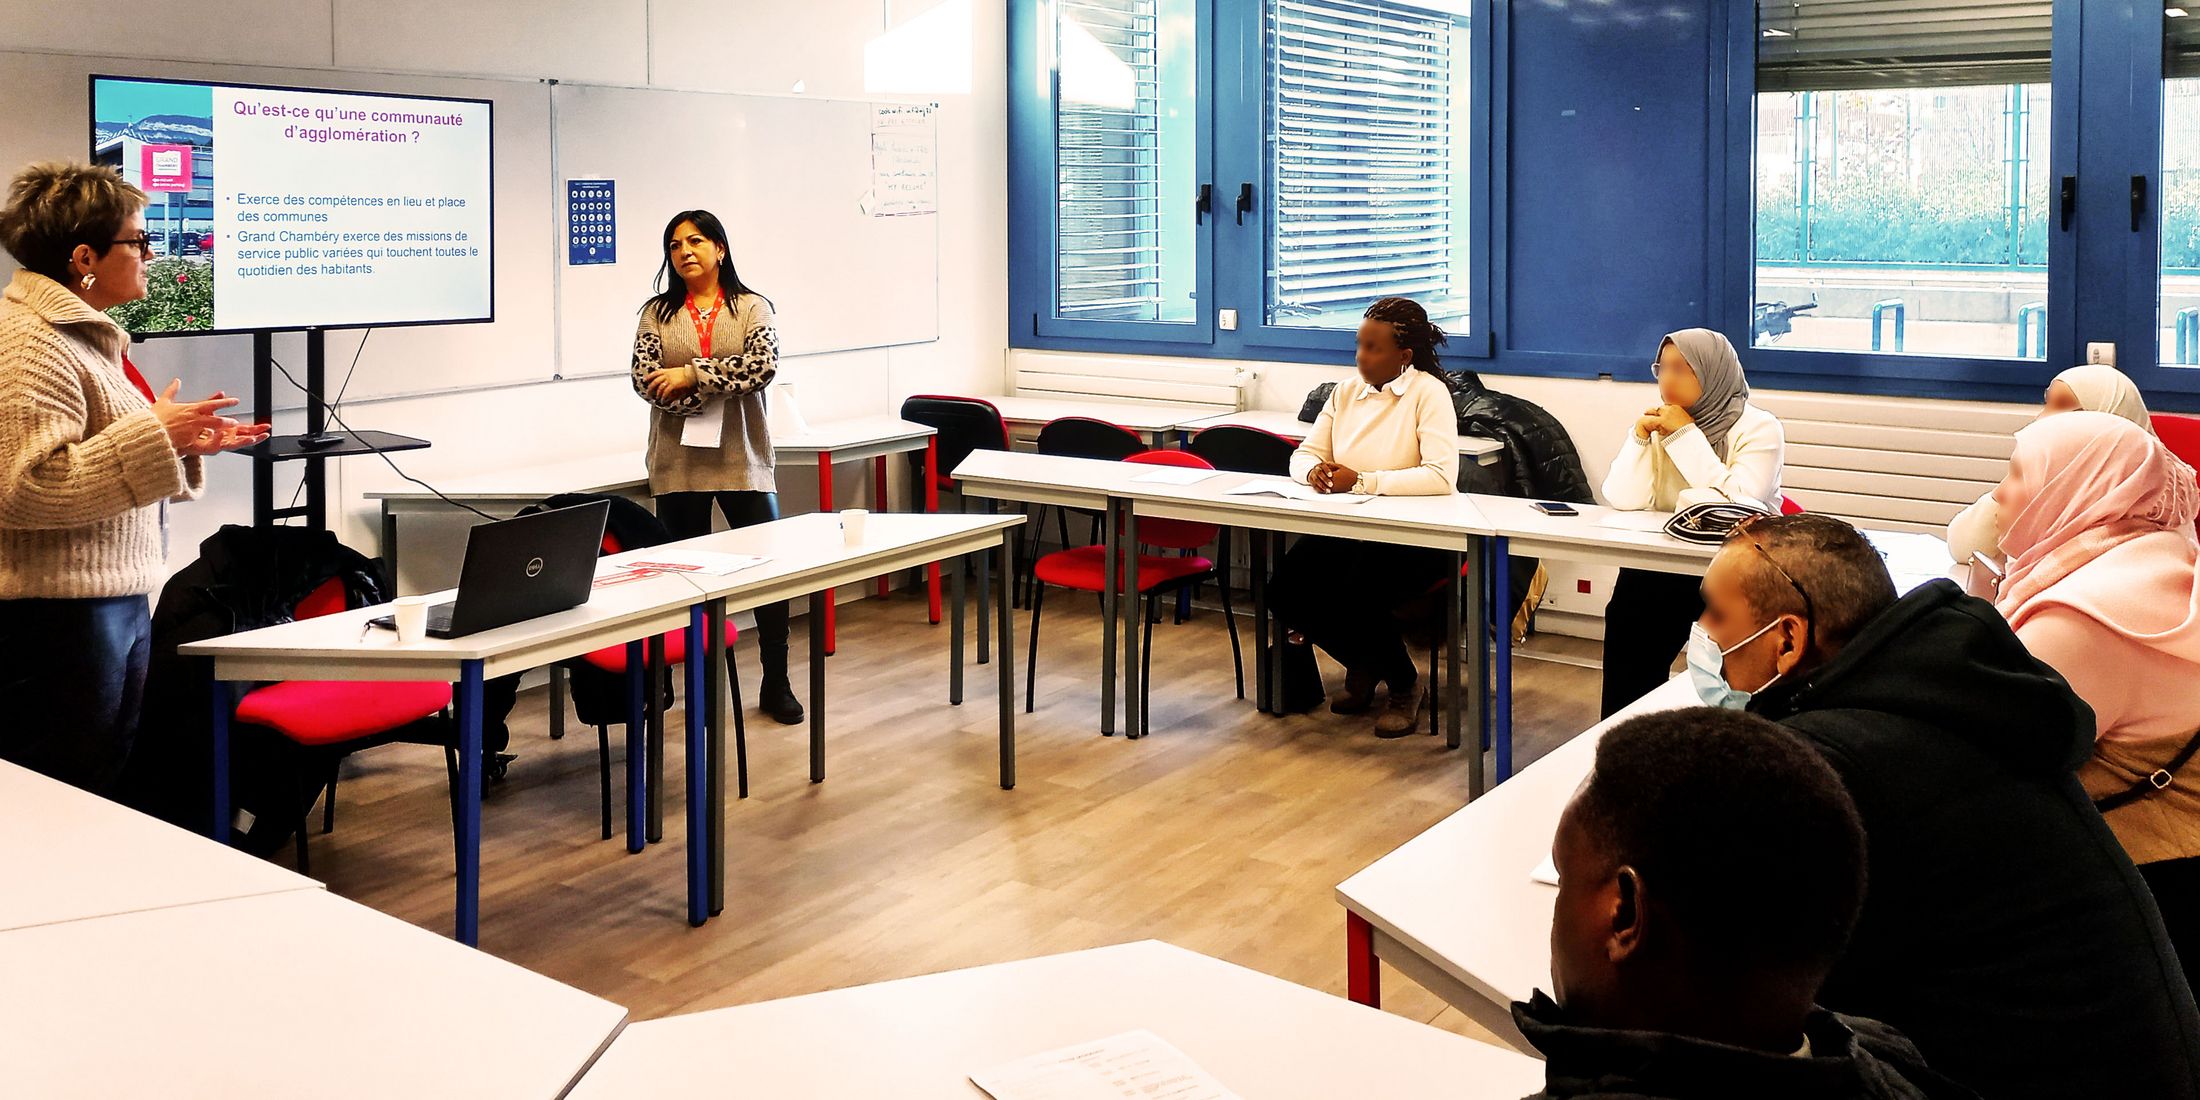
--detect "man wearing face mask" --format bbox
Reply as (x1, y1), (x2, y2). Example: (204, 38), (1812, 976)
(1691, 513), (2200, 1100)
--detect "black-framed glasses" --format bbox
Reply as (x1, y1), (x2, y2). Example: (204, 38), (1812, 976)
(110, 234), (156, 257)
(1732, 514), (1816, 633)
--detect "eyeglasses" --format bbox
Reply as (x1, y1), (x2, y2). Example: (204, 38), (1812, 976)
(110, 234), (156, 258)
(1732, 513), (1817, 635)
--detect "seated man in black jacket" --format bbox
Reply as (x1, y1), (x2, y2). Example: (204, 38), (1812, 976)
(1522, 706), (1976, 1099)
(1695, 512), (2200, 1099)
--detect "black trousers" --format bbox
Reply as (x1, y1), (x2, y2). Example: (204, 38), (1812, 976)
(1269, 536), (1454, 708)
(1599, 566), (1704, 717)
(656, 490), (792, 683)
(0, 595), (152, 794)
(2142, 856), (2200, 999)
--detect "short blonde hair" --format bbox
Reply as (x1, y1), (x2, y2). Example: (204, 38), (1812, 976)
(0, 161), (149, 282)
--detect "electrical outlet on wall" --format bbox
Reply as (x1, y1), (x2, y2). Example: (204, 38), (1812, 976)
(2087, 342), (2116, 366)
(1219, 309), (1238, 331)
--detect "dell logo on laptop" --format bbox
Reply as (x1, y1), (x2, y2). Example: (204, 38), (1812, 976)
(526, 557), (545, 578)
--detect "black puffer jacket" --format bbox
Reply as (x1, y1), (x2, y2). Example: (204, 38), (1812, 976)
(1513, 992), (1980, 1100)
(122, 525), (404, 846)
(1752, 580), (2200, 1100)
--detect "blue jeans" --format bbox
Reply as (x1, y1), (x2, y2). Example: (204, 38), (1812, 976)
(0, 595), (152, 794)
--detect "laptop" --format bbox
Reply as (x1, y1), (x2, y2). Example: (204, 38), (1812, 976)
(372, 500), (610, 639)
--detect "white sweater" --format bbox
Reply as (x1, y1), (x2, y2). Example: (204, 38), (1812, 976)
(1602, 402), (1784, 512)
(1287, 369), (1458, 496)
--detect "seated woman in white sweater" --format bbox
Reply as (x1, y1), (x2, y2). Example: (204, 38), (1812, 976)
(1598, 328), (1784, 716)
(1270, 297), (1459, 736)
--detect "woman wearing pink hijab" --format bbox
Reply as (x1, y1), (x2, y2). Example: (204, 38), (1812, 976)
(1993, 410), (2200, 988)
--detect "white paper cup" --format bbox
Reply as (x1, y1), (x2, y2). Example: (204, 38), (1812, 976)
(393, 596), (431, 644)
(840, 508), (869, 547)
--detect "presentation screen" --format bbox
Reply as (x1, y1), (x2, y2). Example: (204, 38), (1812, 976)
(89, 75), (493, 336)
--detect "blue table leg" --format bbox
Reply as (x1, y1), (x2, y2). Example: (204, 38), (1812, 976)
(208, 669), (231, 843)
(625, 640), (646, 854)
(685, 606), (709, 927)
(1492, 535), (1514, 783)
(456, 659), (484, 947)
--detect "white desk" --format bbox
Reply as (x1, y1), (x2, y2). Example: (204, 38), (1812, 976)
(566, 940), (1544, 1099)
(184, 511), (1022, 946)
(0, 760), (320, 933)
(1179, 408), (1506, 466)
(953, 450), (1499, 791)
(1334, 675), (1698, 1050)
(974, 394), (1227, 443)
(0, 889), (626, 1099)
(362, 415), (942, 654)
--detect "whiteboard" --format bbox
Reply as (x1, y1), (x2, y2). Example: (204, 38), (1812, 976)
(552, 83), (940, 380)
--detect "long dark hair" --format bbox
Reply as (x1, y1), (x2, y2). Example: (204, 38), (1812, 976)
(645, 209), (771, 323)
(1364, 296), (1448, 374)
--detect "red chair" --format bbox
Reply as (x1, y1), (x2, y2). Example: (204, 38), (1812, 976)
(229, 577), (454, 873)
(1780, 494), (1805, 515)
(1025, 450), (1242, 737)
(2155, 414), (2200, 469)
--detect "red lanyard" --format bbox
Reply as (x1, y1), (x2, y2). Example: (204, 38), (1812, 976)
(120, 352), (155, 403)
(684, 293), (724, 358)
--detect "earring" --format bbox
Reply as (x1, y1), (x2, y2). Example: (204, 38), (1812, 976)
(79, 273), (96, 291)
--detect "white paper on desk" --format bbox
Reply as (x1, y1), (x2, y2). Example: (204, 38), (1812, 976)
(1222, 478), (1373, 506)
(616, 550), (768, 576)
(1131, 466), (1220, 486)
(680, 398), (726, 449)
(971, 1030), (1241, 1100)
(1594, 511), (1673, 534)
(1531, 854), (1560, 886)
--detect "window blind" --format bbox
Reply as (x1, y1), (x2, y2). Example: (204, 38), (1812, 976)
(1056, 0), (1165, 321)
(1757, 0), (2051, 92)
(1265, 0), (1467, 326)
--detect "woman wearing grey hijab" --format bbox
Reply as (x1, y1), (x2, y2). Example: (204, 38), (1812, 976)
(1597, 328), (1786, 715)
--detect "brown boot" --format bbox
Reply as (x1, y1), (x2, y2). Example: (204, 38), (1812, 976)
(1374, 680), (1426, 739)
(1330, 668), (1379, 715)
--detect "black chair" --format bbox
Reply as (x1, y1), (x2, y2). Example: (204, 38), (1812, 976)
(899, 394), (1012, 508)
(1028, 417), (1146, 602)
(1186, 424), (1298, 475)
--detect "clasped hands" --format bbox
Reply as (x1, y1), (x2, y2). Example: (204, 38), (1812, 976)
(1633, 403), (1695, 442)
(1307, 461), (1359, 494)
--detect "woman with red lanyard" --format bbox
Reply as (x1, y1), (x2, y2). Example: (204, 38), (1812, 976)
(0, 161), (267, 793)
(630, 209), (802, 724)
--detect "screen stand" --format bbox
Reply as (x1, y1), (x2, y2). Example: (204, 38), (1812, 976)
(250, 328), (430, 530)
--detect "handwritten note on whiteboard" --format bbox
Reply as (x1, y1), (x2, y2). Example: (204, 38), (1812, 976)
(869, 103), (939, 217)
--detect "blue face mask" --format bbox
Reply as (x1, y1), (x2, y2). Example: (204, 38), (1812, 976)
(1686, 619), (1783, 710)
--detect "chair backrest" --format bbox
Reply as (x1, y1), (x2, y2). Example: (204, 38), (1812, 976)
(294, 576), (350, 620)
(1779, 494), (1804, 516)
(1124, 450), (1218, 550)
(901, 395), (1011, 482)
(1036, 417), (1143, 461)
(2155, 414), (2200, 469)
(1188, 425), (1297, 476)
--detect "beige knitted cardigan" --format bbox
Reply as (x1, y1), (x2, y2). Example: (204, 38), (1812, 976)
(0, 269), (203, 598)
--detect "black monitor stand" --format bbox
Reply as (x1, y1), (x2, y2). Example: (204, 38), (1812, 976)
(247, 328), (430, 529)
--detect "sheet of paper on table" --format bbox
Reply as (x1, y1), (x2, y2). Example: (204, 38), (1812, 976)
(1593, 511), (1673, 534)
(594, 551), (769, 587)
(1131, 467), (1220, 486)
(971, 1030), (1242, 1100)
(1221, 479), (1373, 507)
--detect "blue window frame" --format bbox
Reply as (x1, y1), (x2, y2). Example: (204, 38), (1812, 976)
(1009, 0), (1494, 363)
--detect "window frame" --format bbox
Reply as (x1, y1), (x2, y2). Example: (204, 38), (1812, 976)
(1008, 0), (1495, 362)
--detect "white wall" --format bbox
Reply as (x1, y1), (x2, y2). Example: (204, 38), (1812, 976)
(0, 0), (1006, 593)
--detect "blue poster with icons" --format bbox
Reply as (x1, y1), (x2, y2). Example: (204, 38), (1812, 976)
(567, 179), (615, 266)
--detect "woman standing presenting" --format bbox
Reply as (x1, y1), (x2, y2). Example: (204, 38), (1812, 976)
(630, 209), (802, 724)
(0, 161), (267, 792)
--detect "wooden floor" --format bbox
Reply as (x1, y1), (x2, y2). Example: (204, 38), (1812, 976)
(293, 590), (1602, 1043)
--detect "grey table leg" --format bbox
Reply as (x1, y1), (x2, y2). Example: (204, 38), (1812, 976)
(1249, 530), (1270, 713)
(1465, 537), (1489, 796)
(646, 636), (667, 843)
(549, 665), (567, 741)
(977, 497), (992, 666)
(1124, 510), (1142, 740)
(950, 544), (966, 705)
(1100, 498), (1119, 736)
(380, 504), (400, 594)
(809, 590), (827, 783)
(706, 597), (729, 916)
(998, 529), (1016, 789)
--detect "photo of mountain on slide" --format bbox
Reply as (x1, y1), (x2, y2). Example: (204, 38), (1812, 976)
(92, 77), (215, 332)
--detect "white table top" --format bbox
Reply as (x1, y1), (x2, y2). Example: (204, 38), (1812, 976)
(976, 393), (1228, 434)
(0, 760), (320, 933)
(365, 416), (933, 503)
(566, 940), (1543, 1099)
(183, 512), (1021, 678)
(955, 449), (1495, 551)
(1467, 497), (1720, 574)
(1335, 675), (1700, 1026)
(1181, 408), (1505, 459)
(0, 889), (626, 1099)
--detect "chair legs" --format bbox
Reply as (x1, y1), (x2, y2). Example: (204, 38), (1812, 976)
(321, 759), (340, 834)
(1024, 583), (1046, 714)
(1217, 571), (1244, 701)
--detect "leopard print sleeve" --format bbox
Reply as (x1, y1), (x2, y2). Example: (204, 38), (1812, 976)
(689, 299), (779, 398)
(631, 313), (706, 416)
